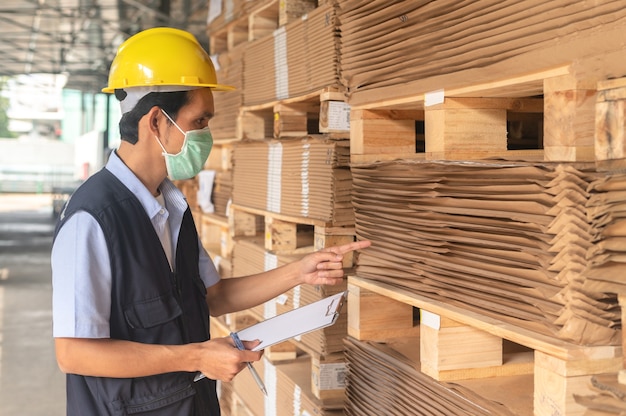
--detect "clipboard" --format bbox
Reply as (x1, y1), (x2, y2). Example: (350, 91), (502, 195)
(236, 290), (347, 351)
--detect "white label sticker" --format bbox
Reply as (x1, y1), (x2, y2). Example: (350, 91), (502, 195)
(327, 101), (351, 131)
(424, 89), (445, 107)
(316, 363), (347, 390)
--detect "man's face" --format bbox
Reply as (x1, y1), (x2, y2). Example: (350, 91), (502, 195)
(164, 87), (215, 153)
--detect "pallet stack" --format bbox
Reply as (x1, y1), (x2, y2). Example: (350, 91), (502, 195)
(336, 1), (626, 416)
(177, 1), (626, 415)
(199, 1), (356, 415)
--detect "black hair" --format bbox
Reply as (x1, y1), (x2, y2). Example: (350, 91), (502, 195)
(117, 90), (191, 144)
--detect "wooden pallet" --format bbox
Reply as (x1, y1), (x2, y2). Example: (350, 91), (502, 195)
(237, 87), (350, 140)
(346, 66), (620, 166)
(208, 0), (317, 55)
(347, 276), (622, 416)
(224, 204), (357, 406)
(230, 203), (356, 262)
(595, 77), (626, 173)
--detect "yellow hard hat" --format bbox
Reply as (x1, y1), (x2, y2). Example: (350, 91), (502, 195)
(102, 27), (234, 93)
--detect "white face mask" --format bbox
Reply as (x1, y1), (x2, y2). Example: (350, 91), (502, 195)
(155, 109), (213, 180)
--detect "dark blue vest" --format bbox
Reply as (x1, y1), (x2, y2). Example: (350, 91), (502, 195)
(54, 168), (220, 415)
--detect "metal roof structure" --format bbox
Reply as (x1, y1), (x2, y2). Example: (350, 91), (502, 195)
(0, 0), (211, 93)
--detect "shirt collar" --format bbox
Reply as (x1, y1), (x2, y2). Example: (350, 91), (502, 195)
(105, 151), (187, 219)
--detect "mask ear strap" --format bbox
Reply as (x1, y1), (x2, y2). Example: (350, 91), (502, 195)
(154, 135), (168, 155)
(160, 108), (186, 135)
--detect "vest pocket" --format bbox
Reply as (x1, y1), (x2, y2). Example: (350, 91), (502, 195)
(124, 292), (182, 329)
(111, 378), (196, 415)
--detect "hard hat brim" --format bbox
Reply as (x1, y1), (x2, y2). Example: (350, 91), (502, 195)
(101, 84), (236, 94)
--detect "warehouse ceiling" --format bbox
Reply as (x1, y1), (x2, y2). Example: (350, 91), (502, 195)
(0, 0), (210, 93)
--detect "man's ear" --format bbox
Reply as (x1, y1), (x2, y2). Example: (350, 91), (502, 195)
(146, 106), (162, 136)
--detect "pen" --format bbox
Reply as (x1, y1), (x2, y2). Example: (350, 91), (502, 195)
(230, 332), (268, 396)
(193, 333), (268, 397)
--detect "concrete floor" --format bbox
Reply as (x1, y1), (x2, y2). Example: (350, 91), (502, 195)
(0, 194), (66, 415)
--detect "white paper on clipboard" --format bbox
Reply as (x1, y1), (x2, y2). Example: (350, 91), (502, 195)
(236, 291), (347, 351)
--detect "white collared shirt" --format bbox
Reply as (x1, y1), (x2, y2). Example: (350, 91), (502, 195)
(51, 151), (220, 338)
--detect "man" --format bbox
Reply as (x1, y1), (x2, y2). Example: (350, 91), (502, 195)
(51, 27), (370, 415)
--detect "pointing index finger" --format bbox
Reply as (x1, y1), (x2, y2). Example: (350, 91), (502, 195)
(329, 240), (371, 255)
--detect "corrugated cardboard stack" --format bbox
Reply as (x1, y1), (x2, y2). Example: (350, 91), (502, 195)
(211, 44), (245, 141)
(344, 337), (525, 416)
(350, 159), (621, 346)
(204, 2), (356, 413)
(338, 0), (626, 104)
(212, 170), (232, 217)
(273, 355), (344, 416)
(230, 139), (269, 210)
(243, 3), (340, 105)
(232, 136), (353, 225)
(231, 236), (300, 318)
(584, 173), (626, 295)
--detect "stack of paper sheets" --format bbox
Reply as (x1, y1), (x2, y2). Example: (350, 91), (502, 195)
(243, 4), (340, 105)
(344, 337), (522, 416)
(351, 159), (621, 346)
(232, 137), (353, 225)
(277, 137), (352, 224)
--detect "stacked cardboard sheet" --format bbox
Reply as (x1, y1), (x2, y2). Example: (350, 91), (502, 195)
(241, 32), (276, 106)
(211, 44), (245, 140)
(243, 4), (340, 105)
(233, 353), (266, 416)
(274, 355), (344, 415)
(574, 373), (626, 415)
(344, 337), (522, 416)
(232, 139), (270, 210)
(212, 170), (232, 217)
(337, 0), (626, 101)
(351, 159), (621, 346)
(584, 173), (626, 296)
(231, 236), (301, 318)
(230, 355), (343, 416)
(232, 137), (353, 225)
